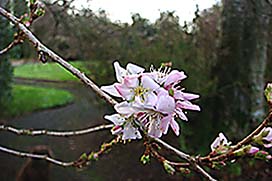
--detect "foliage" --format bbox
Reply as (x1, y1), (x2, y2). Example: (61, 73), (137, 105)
(0, 1), (13, 116)
(4, 84), (73, 117)
(14, 61), (91, 81)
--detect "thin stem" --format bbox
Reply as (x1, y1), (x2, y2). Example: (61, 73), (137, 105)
(153, 138), (217, 181)
(0, 145), (75, 167)
(233, 112), (272, 150)
(0, 40), (18, 55)
(201, 112), (272, 162)
(0, 124), (114, 137)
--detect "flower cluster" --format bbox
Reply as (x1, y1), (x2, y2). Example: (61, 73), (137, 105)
(210, 130), (272, 161)
(101, 61), (200, 140)
(253, 127), (272, 148)
(210, 132), (231, 152)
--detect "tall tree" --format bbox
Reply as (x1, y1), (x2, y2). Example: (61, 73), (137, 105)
(0, 0), (13, 116)
(214, 0), (271, 137)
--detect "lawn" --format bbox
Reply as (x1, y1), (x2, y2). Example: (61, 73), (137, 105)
(5, 85), (74, 117)
(14, 61), (92, 81)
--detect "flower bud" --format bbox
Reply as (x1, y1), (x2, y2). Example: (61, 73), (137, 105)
(163, 161), (175, 175)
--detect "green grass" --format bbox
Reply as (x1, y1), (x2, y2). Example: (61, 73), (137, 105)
(5, 85), (74, 117)
(14, 61), (91, 81)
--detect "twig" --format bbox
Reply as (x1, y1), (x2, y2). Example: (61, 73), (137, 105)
(0, 6), (117, 106)
(154, 138), (217, 181)
(232, 112), (272, 150)
(0, 145), (75, 167)
(0, 124), (113, 137)
(201, 112), (272, 162)
(0, 40), (19, 55)
(149, 144), (190, 167)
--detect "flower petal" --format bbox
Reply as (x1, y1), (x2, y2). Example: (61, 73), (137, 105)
(164, 70), (187, 87)
(147, 116), (163, 138)
(114, 61), (126, 82)
(122, 122), (142, 140)
(101, 84), (122, 98)
(114, 102), (143, 115)
(141, 75), (160, 91)
(126, 63), (145, 74)
(104, 114), (125, 125)
(176, 101), (201, 111)
(263, 127), (272, 142)
(124, 75), (139, 88)
(144, 92), (157, 108)
(115, 83), (134, 100)
(160, 115), (171, 134)
(210, 132), (229, 151)
(170, 119), (180, 136)
(156, 94), (175, 114)
(175, 108), (188, 121)
(247, 146), (259, 155)
(174, 91), (200, 101)
(264, 143), (272, 148)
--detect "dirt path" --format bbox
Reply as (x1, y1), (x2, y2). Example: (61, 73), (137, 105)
(0, 79), (179, 181)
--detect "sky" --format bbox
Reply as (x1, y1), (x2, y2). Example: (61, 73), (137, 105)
(73, 0), (220, 25)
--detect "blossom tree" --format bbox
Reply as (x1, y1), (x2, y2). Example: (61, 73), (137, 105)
(0, 1), (271, 180)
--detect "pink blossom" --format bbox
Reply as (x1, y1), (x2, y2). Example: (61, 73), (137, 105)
(114, 61), (145, 82)
(164, 70), (187, 89)
(114, 75), (160, 101)
(210, 133), (231, 151)
(104, 114), (142, 140)
(247, 146), (259, 155)
(101, 62), (201, 139)
(262, 127), (272, 148)
(101, 61), (145, 98)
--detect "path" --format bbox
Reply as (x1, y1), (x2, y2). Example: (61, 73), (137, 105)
(0, 79), (179, 181)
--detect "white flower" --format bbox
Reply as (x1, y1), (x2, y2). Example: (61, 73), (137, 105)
(101, 61), (145, 98)
(104, 114), (142, 140)
(210, 132), (231, 151)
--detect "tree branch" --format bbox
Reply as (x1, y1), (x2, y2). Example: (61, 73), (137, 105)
(232, 112), (272, 150)
(154, 138), (217, 181)
(0, 6), (117, 106)
(0, 124), (113, 137)
(0, 40), (19, 55)
(201, 112), (272, 162)
(0, 145), (75, 167)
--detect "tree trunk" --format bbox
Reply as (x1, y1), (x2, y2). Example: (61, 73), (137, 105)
(214, 0), (271, 137)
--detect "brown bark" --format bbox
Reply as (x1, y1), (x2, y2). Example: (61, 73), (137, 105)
(214, 0), (271, 137)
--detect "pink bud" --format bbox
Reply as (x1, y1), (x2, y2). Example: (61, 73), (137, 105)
(25, 21), (31, 27)
(247, 146), (259, 155)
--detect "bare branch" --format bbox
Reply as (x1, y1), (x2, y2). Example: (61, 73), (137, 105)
(0, 40), (18, 55)
(0, 145), (75, 167)
(232, 112), (272, 150)
(0, 6), (117, 106)
(0, 124), (113, 137)
(201, 112), (272, 162)
(153, 138), (217, 181)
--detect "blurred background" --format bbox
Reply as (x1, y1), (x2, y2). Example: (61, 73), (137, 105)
(0, 0), (271, 180)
